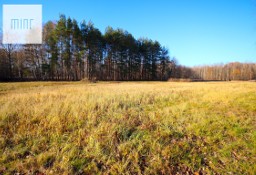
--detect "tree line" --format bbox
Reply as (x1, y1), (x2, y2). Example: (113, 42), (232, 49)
(165, 62), (256, 81)
(0, 15), (255, 81)
(191, 62), (256, 81)
(0, 15), (175, 81)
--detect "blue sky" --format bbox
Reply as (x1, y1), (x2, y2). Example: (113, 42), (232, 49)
(0, 0), (256, 66)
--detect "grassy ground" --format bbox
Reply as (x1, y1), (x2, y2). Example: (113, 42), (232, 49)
(0, 81), (255, 174)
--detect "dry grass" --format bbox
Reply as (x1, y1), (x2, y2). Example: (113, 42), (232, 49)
(0, 81), (255, 174)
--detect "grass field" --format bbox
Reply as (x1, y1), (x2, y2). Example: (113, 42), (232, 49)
(0, 81), (255, 174)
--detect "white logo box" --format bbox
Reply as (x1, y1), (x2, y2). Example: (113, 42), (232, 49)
(3, 4), (42, 44)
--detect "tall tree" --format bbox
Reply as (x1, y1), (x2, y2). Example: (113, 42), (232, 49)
(44, 21), (58, 80)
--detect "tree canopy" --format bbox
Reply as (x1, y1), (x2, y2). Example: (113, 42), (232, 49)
(0, 15), (173, 81)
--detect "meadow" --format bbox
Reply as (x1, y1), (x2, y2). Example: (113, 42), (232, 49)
(0, 81), (255, 174)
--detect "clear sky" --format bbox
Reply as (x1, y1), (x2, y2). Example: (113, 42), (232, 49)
(0, 0), (256, 66)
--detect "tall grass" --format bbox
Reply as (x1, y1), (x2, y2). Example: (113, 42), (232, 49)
(0, 81), (255, 174)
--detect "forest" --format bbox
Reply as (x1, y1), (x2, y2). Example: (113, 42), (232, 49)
(0, 15), (256, 81)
